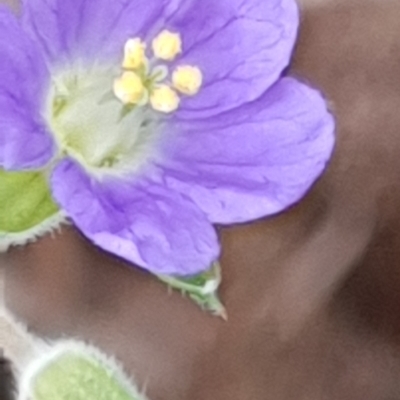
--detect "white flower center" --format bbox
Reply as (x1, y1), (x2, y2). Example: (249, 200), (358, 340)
(46, 65), (160, 178)
(44, 30), (203, 179)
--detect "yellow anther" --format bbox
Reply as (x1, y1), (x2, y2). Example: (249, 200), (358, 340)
(150, 85), (180, 113)
(152, 30), (182, 61)
(113, 71), (146, 105)
(172, 66), (203, 96)
(123, 38), (147, 69)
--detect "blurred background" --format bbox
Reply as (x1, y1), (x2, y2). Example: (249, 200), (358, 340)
(3, 0), (400, 399)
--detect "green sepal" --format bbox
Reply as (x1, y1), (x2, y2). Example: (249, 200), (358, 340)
(0, 169), (59, 234)
(157, 262), (227, 320)
(20, 341), (146, 400)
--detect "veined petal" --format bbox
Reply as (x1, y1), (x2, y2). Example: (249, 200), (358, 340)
(0, 100), (54, 170)
(158, 78), (335, 224)
(21, 0), (298, 118)
(169, 0), (299, 118)
(0, 7), (54, 170)
(50, 160), (220, 276)
(21, 0), (183, 63)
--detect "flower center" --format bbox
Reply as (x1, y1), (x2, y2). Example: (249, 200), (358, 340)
(47, 66), (159, 178)
(45, 30), (202, 178)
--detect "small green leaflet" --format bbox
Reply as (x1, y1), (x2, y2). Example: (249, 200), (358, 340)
(157, 262), (227, 319)
(0, 169), (59, 233)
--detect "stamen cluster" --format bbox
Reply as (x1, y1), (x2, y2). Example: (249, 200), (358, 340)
(113, 30), (203, 114)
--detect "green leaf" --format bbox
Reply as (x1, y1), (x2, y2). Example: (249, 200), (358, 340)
(0, 169), (59, 233)
(21, 341), (146, 400)
(157, 262), (227, 319)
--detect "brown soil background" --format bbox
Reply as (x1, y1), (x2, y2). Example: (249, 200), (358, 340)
(3, 0), (400, 399)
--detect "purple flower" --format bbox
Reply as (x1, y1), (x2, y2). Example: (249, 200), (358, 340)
(0, 0), (334, 275)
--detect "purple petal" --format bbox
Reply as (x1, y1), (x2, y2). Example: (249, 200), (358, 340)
(158, 78), (335, 224)
(51, 160), (220, 276)
(22, 0), (298, 118)
(169, 0), (299, 118)
(21, 0), (182, 63)
(0, 99), (55, 170)
(0, 7), (54, 170)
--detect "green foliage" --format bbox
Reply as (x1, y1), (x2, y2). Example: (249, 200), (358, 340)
(0, 169), (59, 233)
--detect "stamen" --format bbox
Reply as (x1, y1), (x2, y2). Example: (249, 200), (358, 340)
(151, 65), (169, 83)
(172, 66), (203, 96)
(114, 31), (202, 114)
(152, 30), (182, 61)
(113, 71), (147, 105)
(123, 38), (147, 70)
(150, 85), (180, 113)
